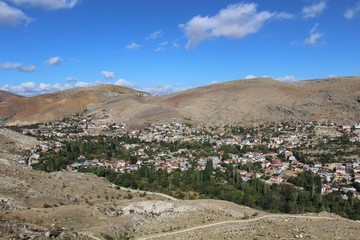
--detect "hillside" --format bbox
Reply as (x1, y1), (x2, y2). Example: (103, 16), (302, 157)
(1, 76), (359, 127)
(1, 129), (359, 239)
(0, 85), (146, 126)
(160, 76), (360, 126)
(94, 76), (360, 127)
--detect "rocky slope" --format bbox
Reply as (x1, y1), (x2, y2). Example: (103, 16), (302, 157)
(1, 129), (359, 239)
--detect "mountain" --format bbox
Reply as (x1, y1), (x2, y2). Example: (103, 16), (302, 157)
(1, 76), (359, 126)
(0, 85), (146, 125)
(159, 76), (360, 126)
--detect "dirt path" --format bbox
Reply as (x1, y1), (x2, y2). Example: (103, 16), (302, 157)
(136, 214), (336, 240)
(116, 186), (178, 201)
(79, 232), (102, 240)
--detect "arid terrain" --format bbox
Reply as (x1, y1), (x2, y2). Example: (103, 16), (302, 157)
(1, 128), (360, 239)
(1, 77), (359, 127)
(1, 76), (360, 239)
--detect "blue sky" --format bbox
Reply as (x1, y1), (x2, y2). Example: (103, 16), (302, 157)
(0, 0), (359, 96)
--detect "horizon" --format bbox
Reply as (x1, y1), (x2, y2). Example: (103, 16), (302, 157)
(1, 0), (360, 96)
(1, 75), (359, 98)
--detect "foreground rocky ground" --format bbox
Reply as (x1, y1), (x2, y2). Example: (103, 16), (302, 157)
(1, 129), (359, 239)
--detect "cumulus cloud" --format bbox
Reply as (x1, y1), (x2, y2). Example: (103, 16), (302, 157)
(179, 2), (294, 49)
(304, 23), (323, 45)
(275, 75), (299, 82)
(0, 1), (33, 26)
(0, 62), (36, 72)
(44, 56), (63, 66)
(125, 42), (141, 50)
(142, 84), (185, 95)
(114, 79), (136, 88)
(66, 77), (77, 82)
(147, 30), (163, 40)
(154, 47), (165, 52)
(7, 0), (80, 10)
(75, 81), (90, 88)
(101, 71), (115, 80)
(244, 75), (257, 79)
(344, 1), (360, 19)
(302, 1), (327, 19)
(1, 81), (71, 96)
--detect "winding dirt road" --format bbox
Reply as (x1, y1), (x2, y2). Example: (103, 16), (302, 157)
(136, 214), (337, 240)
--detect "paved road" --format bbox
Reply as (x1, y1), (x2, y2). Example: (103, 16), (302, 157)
(136, 214), (336, 240)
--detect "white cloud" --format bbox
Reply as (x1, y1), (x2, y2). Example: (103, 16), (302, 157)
(154, 47), (165, 52)
(344, 1), (360, 19)
(159, 41), (168, 46)
(304, 23), (323, 45)
(327, 74), (337, 78)
(101, 71), (115, 80)
(7, 0), (80, 10)
(44, 56), (63, 66)
(179, 3), (293, 49)
(75, 81), (90, 88)
(142, 84), (185, 95)
(302, 1), (327, 19)
(275, 75), (298, 82)
(66, 77), (77, 82)
(1, 81), (71, 96)
(147, 30), (163, 40)
(0, 62), (36, 72)
(0, 1), (33, 26)
(172, 39), (180, 48)
(114, 79), (136, 88)
(125, 42), (141, 50)
(244, 75), (257, 79)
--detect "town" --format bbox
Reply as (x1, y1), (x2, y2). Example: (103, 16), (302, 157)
(8, 109), (360, 201)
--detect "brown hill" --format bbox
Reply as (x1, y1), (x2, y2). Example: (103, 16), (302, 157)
(159, 76), (360, 126)
(1, 76), (359, 126)
(101, 76), (360, 127)
(0, 85), (146, 125)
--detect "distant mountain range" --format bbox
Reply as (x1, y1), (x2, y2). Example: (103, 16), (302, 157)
(1, 76), (359, 126)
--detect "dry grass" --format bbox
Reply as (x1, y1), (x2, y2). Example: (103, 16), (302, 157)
(1, 130), (359, 239)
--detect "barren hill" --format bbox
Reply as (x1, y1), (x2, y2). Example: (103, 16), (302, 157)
(1, 76), (360, 126)
(160, 76), (360, 126)
(1, 129), (359, 239)
(98, 76), (360, 127)
(0, 85), (146, 125)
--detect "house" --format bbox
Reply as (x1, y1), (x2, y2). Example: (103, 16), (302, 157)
(285, 151), (293, 158)
(321, 185), (333, 194)
(53, 148), (62, 153)
(274, 167), (283, 175)
(354, 173), (360, 183)
(344, 161), (353, 168)
(336, 166), (346, 175)
(354, 167), (360, 173)
(266, 176), (284, 185)
(272, 159), (282, 167)
(312, 162), (322, 168)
